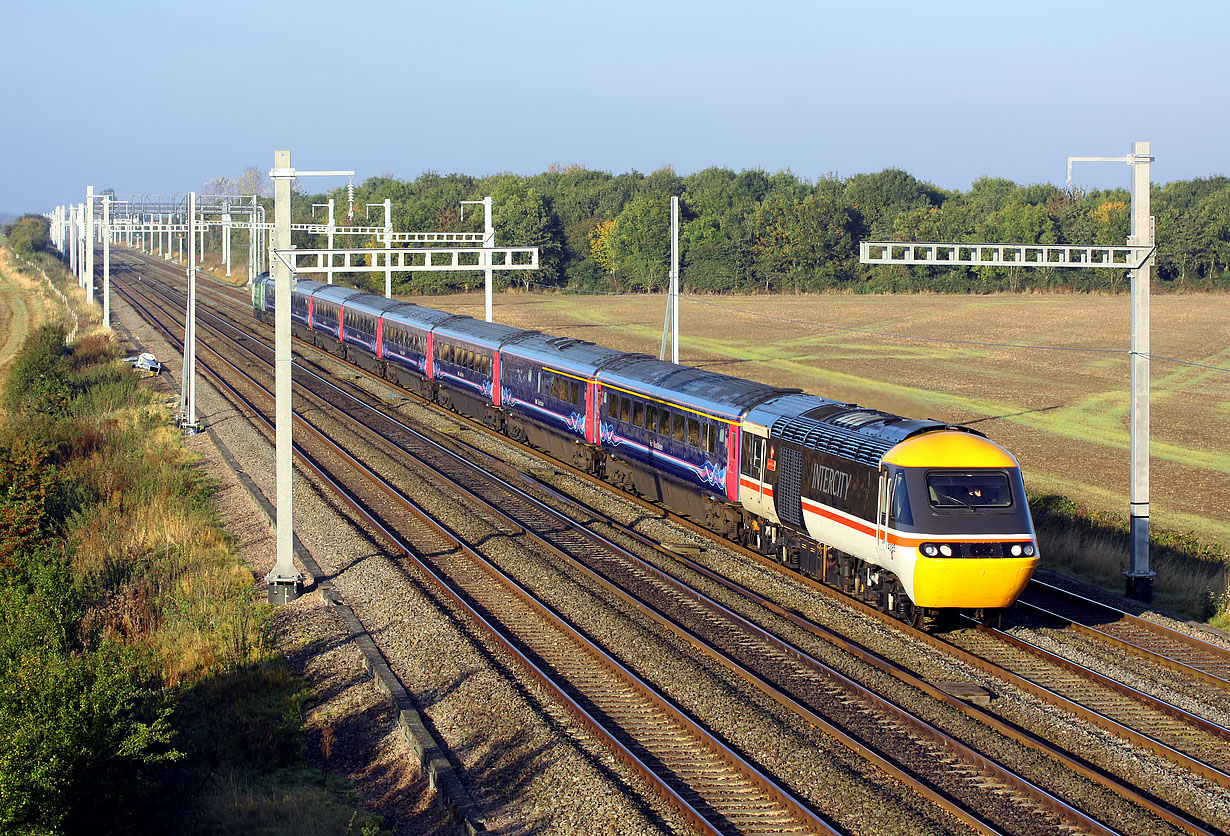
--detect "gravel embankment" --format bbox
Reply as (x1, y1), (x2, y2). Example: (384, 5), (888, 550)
(107, 277), (697, 835)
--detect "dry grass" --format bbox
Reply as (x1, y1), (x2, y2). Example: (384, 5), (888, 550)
(1037, 504), (1230, 619)
(67, 415), (267, 686)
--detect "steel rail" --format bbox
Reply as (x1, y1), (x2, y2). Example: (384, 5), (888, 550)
(1018, 580), (1230, 690)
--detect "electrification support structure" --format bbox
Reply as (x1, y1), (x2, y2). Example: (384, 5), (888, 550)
(101, 195), (111, 330)
(860, 141), (1157, 602)
(462, 197), (495, 321)
(85, 188), (95, 304)
(267, 151), (355, 605)
(179, 192), (201, 434)
(660, 196), (680, 364)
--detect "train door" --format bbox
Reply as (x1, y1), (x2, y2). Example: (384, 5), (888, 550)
(738, 427), (778, 523)
(875, 469), (890, 556)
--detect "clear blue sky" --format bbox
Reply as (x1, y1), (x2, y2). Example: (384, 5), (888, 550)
(4, 0), (1226, 214)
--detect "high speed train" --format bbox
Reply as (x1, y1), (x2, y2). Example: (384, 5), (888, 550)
(254, 276), (1039, 624)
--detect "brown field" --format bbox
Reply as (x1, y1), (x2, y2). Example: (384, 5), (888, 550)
(413, 289), (1230, 554)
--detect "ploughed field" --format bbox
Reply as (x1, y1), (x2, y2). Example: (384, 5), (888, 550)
(415, 290), (1230, 550)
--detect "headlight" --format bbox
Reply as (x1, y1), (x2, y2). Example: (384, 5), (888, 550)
(939, 544), (953, 557)
(921, 543), (939, 557)
(1023, 543), (1036, 557)
(1010, 544), (1022, 556)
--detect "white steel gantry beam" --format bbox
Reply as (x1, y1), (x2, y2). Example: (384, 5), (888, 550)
(858, 242), (1152, 269)
(861, 141), (1158, 603)
(273, 246), (538, 274)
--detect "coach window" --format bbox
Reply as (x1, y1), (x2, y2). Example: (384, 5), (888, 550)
(672, 412), (686, 442)
(702, 423), (716, 454)
(632, 400), (644, 427)
(686, 418), (700, 448)
(570, 380), (580, 406)
(744, 437), (763, 472)
(645, 405), (658, 434)
(619, 396), (631, 423)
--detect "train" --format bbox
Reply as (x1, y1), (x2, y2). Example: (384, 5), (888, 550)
(253, 275), (1039, 624)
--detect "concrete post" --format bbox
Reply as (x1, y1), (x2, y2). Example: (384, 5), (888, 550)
(102, 196), (110, 330)
(224, 212), (232, 276)
(483, 196), (493, 322)
(77, 203), (86, 287)
(68, 206), (77, 276)
(1125, 141), (1155, 602)
(384, 198), (392, 298)
(267, 150), (303, 602)
(179, 192), (200, 433)
(327, 199), (335, 285)
(671, 195), (679, 365)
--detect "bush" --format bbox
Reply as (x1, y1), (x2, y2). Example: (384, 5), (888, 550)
(0, 546), (179, 835)
(3, 324), (74, 417)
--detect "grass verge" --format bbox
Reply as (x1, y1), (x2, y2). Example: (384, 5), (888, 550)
(1032, 493), (1230, 624)
(0, 256), (389, 835)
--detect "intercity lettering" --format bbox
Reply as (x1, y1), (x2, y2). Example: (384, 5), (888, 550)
(812, 464), (851, 501)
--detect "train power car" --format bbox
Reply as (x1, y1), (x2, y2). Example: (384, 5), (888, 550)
(252, 279), (1038, 622)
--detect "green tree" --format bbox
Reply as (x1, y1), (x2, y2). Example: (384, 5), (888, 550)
(1194, 186), (1230, 279)
(6, 215), (50, 255)
(493, 186), (564, 288)
(751, 192), (858, 291)
(609, 195), (670, 290)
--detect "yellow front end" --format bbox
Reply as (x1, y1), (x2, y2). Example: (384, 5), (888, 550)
(911, 555), (1038, 609)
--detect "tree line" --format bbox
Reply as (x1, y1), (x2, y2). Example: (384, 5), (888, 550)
(278, 165), (1230, 296)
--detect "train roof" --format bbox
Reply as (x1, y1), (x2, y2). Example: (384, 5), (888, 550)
(754, 394), (982, 467)
(432, 316), (534, 351)
(342, 293), (404, 317)
(382, 303), (458, 330)
(290, 279), (327, 296)
(596, 355), (797, 421)
(499, 333), (629, 376)
(743, 394), (846, 431)
(312, 284), (365, 304)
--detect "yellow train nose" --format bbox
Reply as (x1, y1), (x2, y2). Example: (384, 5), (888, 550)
(912, 556), (1038, 609)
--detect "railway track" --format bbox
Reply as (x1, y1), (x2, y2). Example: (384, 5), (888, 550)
(1017, 580), (1230, 688)
(110, 261), (838, 835)
(106, 248), (1230, 834)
